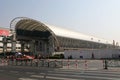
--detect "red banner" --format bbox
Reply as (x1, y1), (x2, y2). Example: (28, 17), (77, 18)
(0, 29), (9, 36)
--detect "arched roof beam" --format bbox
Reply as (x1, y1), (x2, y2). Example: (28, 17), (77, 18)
(10, 17), (60, 48)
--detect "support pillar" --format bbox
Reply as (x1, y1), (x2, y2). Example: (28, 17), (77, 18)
(11, 32), (16, 52)
(21, 41), (25, 53)
(30, 40), (36, 55)
(3, 36), (7, 57)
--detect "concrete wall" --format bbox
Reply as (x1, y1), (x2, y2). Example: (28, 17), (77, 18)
(64, 49), (120, 59)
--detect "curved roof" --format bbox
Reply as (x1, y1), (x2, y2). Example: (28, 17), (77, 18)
(46, 24), (112, 44)
(12, 17), (112, 44)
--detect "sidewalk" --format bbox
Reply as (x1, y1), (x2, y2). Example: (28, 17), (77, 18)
(107, 67), (120, 72)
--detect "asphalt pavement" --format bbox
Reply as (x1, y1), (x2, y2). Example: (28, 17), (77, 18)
(0, 66), (120, 80)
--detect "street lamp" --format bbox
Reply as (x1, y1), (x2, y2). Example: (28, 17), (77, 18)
(91, 38), (94, 59)
(98, 40), (100, 49)
(106, 41), (108, 49)
(91, 38), (93, 49)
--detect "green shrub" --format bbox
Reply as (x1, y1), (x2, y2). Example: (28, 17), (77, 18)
(49, 54), (64, 59)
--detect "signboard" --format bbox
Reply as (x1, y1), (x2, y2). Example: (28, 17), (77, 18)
(0, 29), (9, 36)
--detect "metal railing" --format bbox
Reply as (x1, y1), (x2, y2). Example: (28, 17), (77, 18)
(1, 59), (120, 70)
(8, 59), (63, 68)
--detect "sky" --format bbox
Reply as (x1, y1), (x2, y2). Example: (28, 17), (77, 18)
(0, 0), (120, 43)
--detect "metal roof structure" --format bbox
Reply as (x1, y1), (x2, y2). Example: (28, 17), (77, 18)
(10, 17), (112, 45)
(46, 24), (112, 44)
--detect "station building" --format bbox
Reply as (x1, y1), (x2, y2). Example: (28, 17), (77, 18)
(8, 17), (117, 57)
(0, 28), (21, 53)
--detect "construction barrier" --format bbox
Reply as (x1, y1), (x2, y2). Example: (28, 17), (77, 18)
(0, 59), (8, 66)
(0, 59), (118, 70)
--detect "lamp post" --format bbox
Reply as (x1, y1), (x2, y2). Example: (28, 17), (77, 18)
(106, 41), (108, 49)
(91, 38), (94, 59)
(91, 38), (93, 49)
(104, 41), (108, 70)
(98, 40), (100, 49)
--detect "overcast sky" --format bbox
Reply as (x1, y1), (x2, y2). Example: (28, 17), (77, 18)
(0, 0), (120, 43)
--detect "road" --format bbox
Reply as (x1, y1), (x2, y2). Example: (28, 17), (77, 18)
(0, 66), (120, 80)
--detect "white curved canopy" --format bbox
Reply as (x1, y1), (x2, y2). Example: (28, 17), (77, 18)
(46, 24), (112, 44)
(13, 17), (112, 44)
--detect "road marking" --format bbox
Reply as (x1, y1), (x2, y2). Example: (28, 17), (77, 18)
(31, 75), (43, 78)
(89, 68), (98, 70)
(19, 78), (38, 80)
(39, 73), (47, 75)
(46, 76), (82, 80)
(48, 73), (120, 80)
(55, 69), (120, 75)
(0, 70), (4, 72)
(10, 71), (19, 73)
(56, 71), (120, 77)
(26, 72), (35, 74)
(31, 75), (82, 80)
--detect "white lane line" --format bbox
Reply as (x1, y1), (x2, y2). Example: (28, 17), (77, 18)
(0, 70), (4, 72)
(48, 73), (120, 80)
(83, 70), (120, 74)
(58, 69), (120, 74)
(51, 70), (120, 77)
(10, 71), (19, 73)
(26, 72), (35, 74)
(31, 75), (43, 78)
(89, 68), (98, 70)
(39, 73), (46, 75)
(54, 71), (120, 77)
(42, 71), (120, 80)
(46, 76), (82, 80)
(19, 78), (38, 80)
(31, 75), (81, 80)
